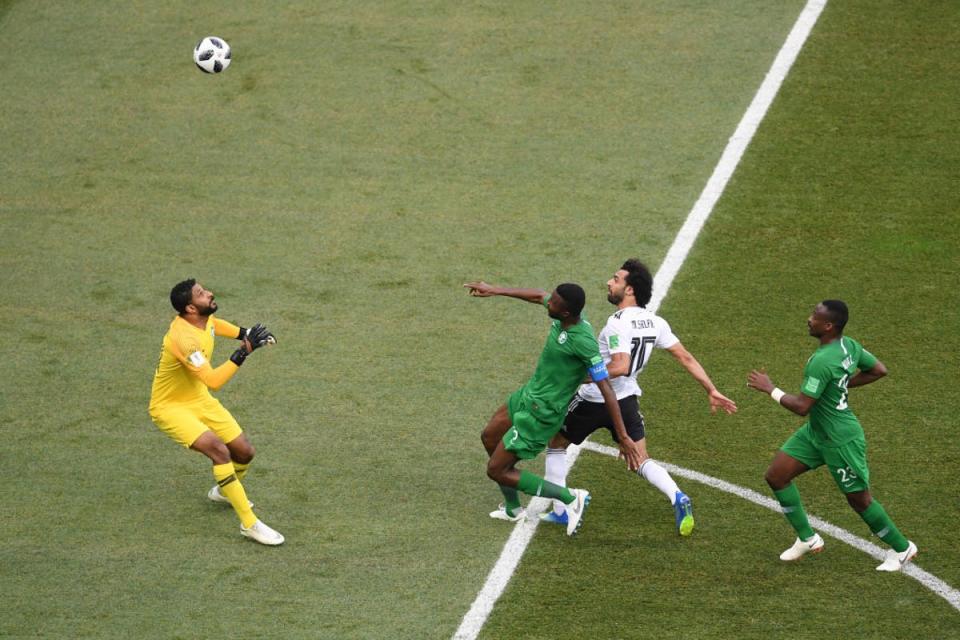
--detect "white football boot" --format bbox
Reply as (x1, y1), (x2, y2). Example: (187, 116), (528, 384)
(489, 504), (526, 522)
(565, 489), (591, 536)
(876, 540), (918, 572)
(779, 533), (825, 561)
(207, 484), (253, 507)
(240, 520), (285, 546)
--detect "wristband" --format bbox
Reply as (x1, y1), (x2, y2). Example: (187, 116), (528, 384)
(238, 327), (248, 341)
(229, 348), (248, 366)
(770, 388), (785, 404)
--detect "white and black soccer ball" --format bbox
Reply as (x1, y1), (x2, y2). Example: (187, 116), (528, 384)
(194, 36), (231, 74)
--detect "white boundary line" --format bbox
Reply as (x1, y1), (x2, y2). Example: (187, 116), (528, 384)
(581, 441), (960, 613)
(454, 2), (829, 638)
(649, 0), (829, 313)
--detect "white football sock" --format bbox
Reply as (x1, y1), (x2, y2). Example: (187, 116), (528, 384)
(545, 448), (568, 515)
(638, 459), (681, 503)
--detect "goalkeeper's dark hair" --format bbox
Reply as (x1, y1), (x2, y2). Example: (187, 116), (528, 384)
(622, 259), (653, 308)
(556, 283), (586, 317)
(170, 278), (197, 313)
(821, 299), (848, 333)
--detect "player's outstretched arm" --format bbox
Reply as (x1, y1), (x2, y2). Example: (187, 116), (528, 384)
(848, 359), (887, 388)
(747, 369), (816, 416)
(463, 282), (547, 304)
(667, 342), (737, 414)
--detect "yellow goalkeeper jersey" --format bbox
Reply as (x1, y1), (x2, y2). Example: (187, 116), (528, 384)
(149, 315), (242, 412)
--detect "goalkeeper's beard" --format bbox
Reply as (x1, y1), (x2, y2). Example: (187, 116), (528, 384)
(198, 301), (218, 316)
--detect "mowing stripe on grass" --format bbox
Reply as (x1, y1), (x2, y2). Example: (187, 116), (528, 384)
(581, 440), (960, 613)
(649, 0), (829, 313)
(453, 2), (830, 638)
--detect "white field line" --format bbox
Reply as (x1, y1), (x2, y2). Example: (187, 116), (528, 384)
(453, 2), (829, 639)
(581, 441), (960, 613)
(648, 0), (829, 314)
(451, 443), (584, 640)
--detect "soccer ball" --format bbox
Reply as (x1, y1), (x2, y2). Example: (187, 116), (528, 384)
(193, 37), (231, 73)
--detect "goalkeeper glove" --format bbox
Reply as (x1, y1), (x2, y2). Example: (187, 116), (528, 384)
(230, 324), (275, 366)
(245, 323), (275, 351)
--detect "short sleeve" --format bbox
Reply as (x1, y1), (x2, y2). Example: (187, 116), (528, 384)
(574, 333), (609, 382)
(655, 317), (680, 349)
(858, 348), (878, 372)
(800, 355), (829, 399)
(604, 317), (632, 355)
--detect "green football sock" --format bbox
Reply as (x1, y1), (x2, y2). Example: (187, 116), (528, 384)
(773, 483), (815, 541)
(498, 485), (522, 517)
(859, 500), (909, 552)
(517, 470), (575, 504)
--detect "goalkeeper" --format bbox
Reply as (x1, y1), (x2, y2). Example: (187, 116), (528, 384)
(149, 279), (283, 546)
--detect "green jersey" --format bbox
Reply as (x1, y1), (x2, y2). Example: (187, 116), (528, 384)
(800, 336), (878, 445)
(521, 300), (609, 422)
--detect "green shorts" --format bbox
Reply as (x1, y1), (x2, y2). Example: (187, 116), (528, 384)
(503, 387), (564, 460)
(781, 423), (870, 493)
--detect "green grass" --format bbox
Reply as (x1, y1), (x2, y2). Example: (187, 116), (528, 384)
(480, 1), (960, 638)
(1, 1), (957, 638)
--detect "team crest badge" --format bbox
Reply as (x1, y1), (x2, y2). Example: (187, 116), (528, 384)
(558, 331), (568, 344)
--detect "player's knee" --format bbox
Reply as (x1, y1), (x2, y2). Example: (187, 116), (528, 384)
(764, 466), (785, 490)
(846, 492), (871, 513)
(208, 441), (231, 465)
(486, 460), (506, 483)
(192, 433), (232, 464)
(232, 442), (255, 464)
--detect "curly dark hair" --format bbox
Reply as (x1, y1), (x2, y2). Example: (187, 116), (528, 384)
(170, 278), (197, 313)
(621, 259), (653, 307)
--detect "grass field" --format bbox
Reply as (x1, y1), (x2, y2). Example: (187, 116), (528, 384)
(1, 1), (958, 638)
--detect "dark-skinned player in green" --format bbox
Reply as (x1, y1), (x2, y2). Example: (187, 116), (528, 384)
(748, 300), (917, 571)
(465, 281), (643, 536)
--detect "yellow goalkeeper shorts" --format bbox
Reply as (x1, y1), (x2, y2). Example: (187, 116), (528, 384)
(150, 397), (243, 448)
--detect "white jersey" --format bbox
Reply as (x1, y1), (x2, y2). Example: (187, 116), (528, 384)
(578, 306), (679, 402)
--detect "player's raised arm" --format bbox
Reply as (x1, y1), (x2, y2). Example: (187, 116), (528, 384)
(667, 342), (738, 414)
(188, 359), (242, 391)
(463, 281), (548, 304)
(747, 369), (816, 417)
(213, 317), (243, 339)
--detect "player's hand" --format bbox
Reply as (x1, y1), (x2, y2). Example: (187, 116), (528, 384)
(463, 281), (497, 297)
(708, 389), (738, 414)
(244, 323), (275, 353)
(747, 369), (774, 394)
(618, 439), (644, 471)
